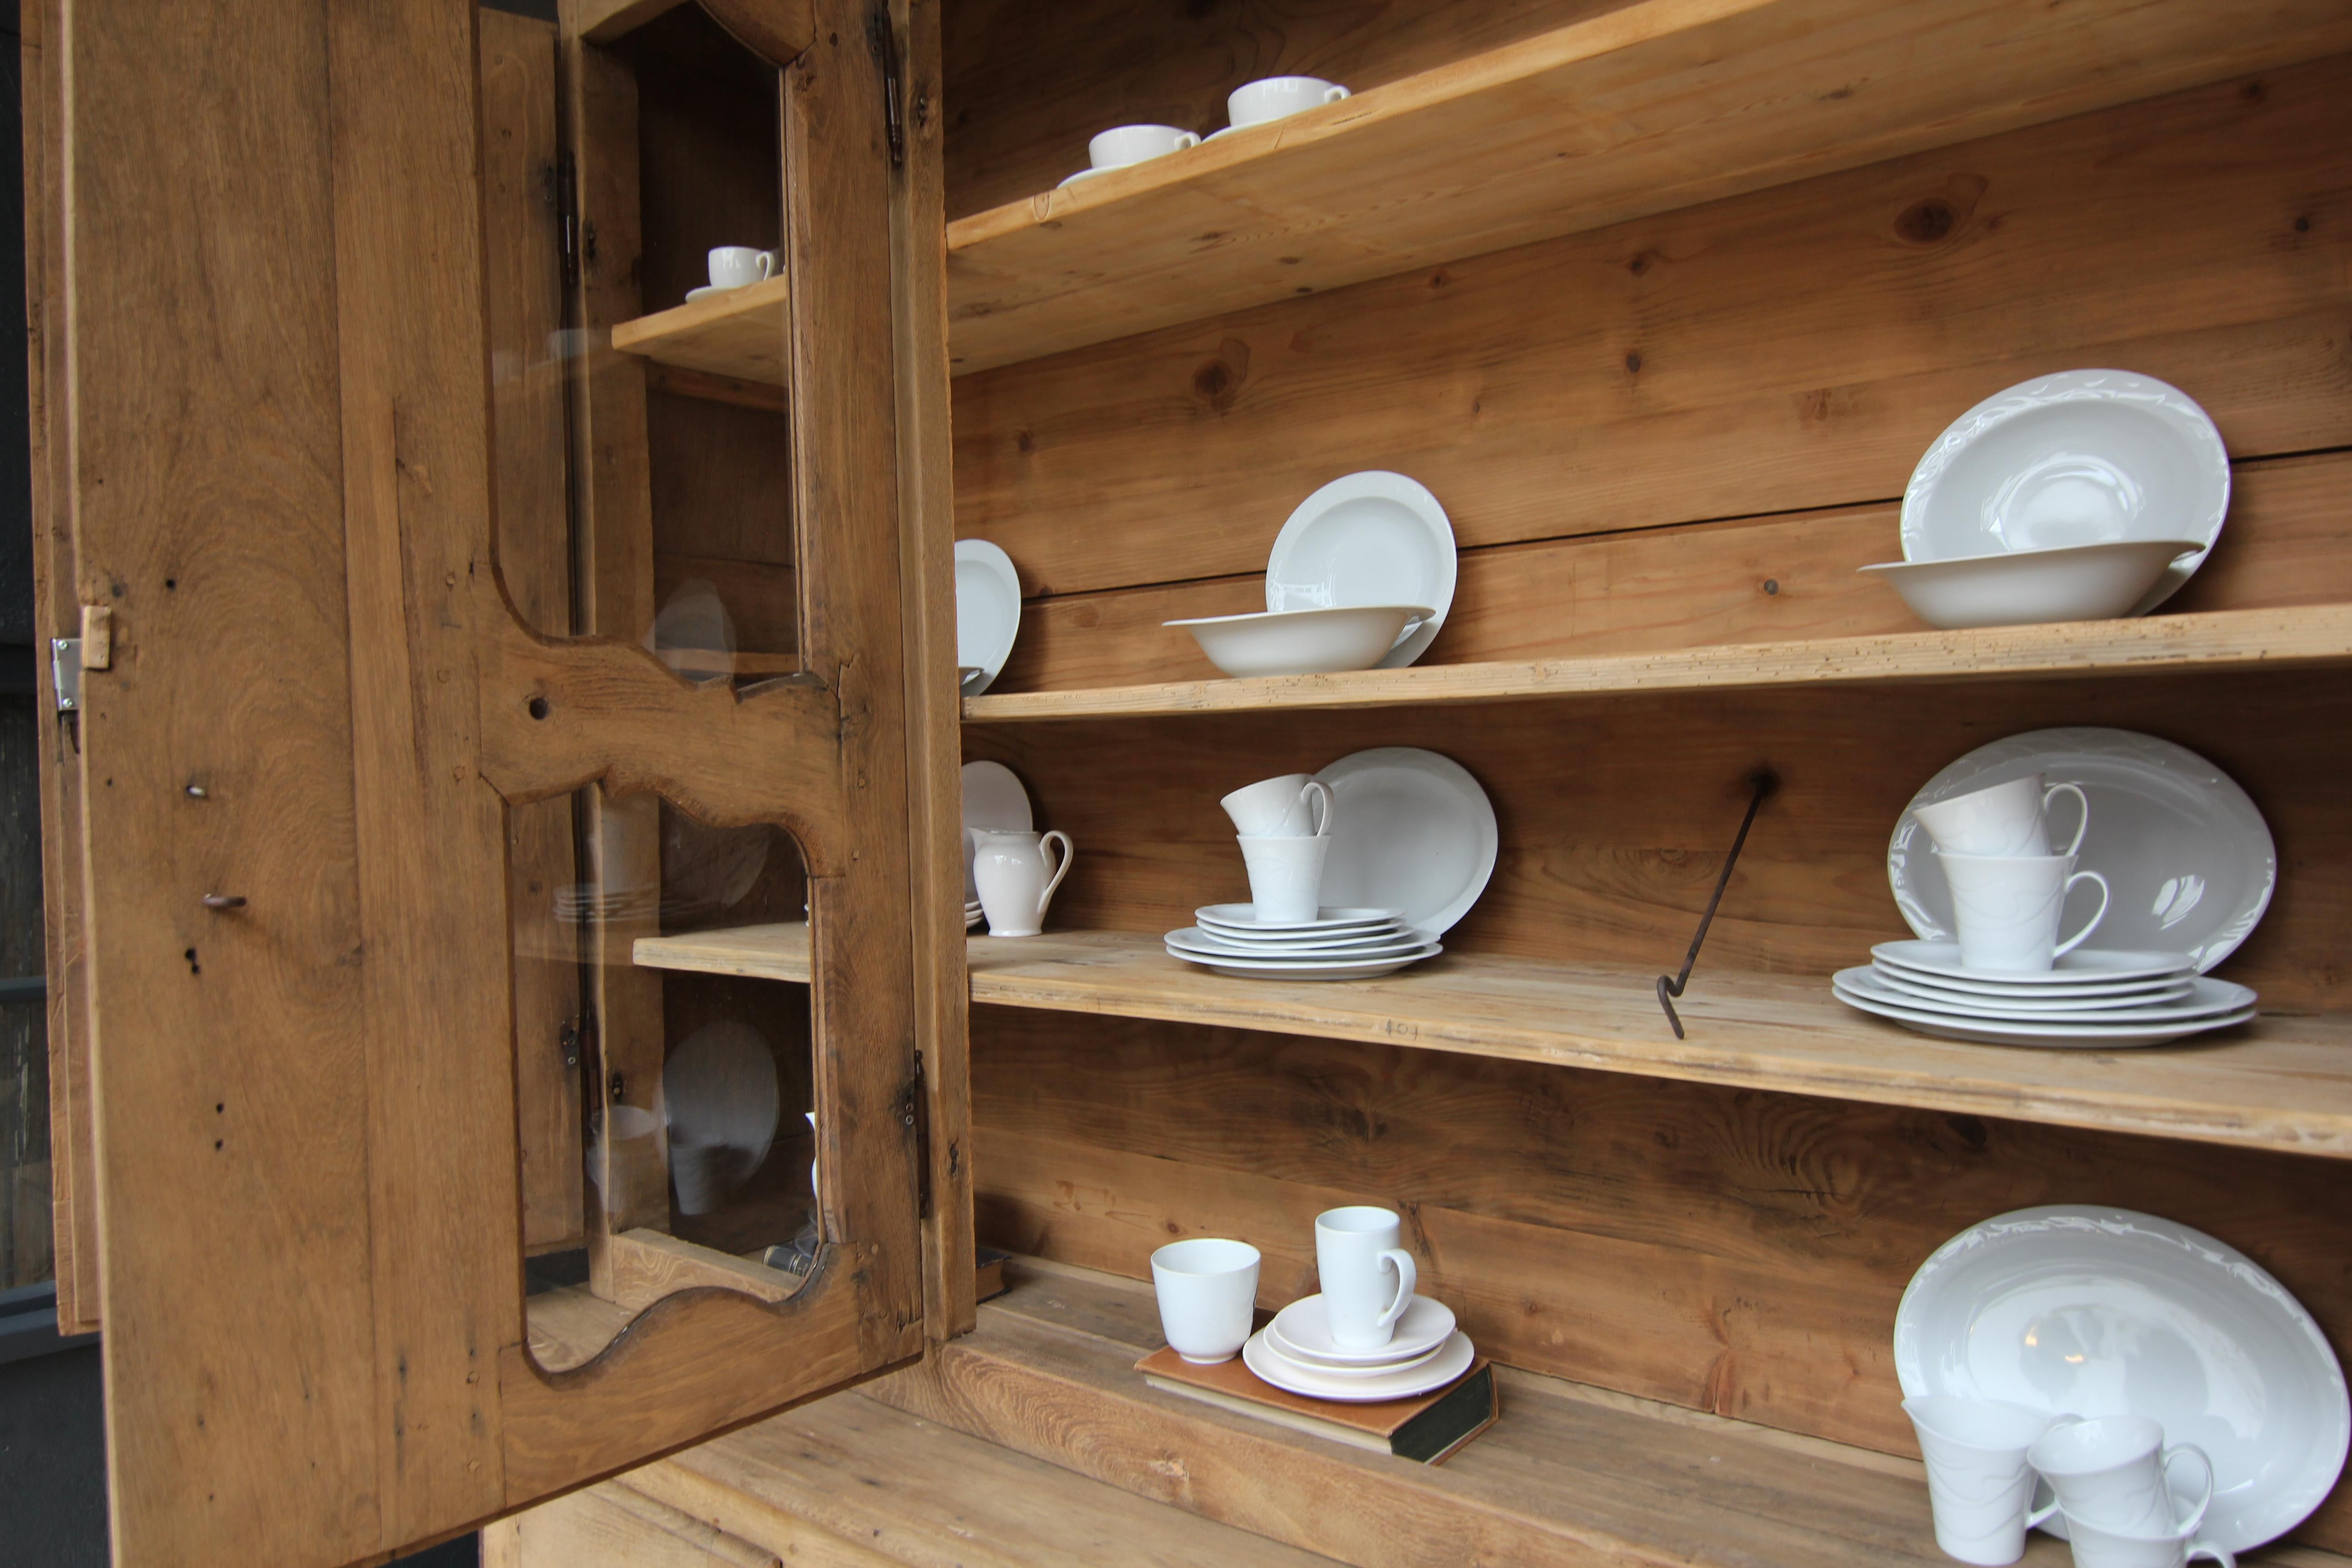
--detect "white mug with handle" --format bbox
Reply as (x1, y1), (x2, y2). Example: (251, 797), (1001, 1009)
(1314, 1205), (1417, 1352)
(972, 828), (1073, 937)
(1916, 772), (2089, 858)
(1220, 774), (1333, 838)
(1936, 850), (2110, 973)
(2027, 1416), (2215, 1539)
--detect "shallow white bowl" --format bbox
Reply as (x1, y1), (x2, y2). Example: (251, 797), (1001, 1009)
(1166, 605), (1432, 678)
(1860, 538), (2203, 629)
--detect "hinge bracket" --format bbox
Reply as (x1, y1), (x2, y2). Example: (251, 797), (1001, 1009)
(866, 6), (904, 172)
(50, 639), (79, 712)
(902, 1052), (929, 1218)
(556, 152), (579, 288)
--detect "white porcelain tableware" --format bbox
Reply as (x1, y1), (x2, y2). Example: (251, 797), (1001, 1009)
(2056, 1506), (2237, 1568)
(662, 1019), (780, 1215)
(1165, 941), (1441, 981)
(1889, 730), (2274, 973)
(1220, 774), (1334, 838)
(1315, 1206), (1418, 1352)
(1088, 123), (1199, 169)
(1242, 1326), (1474, 1403)
(1267, 472), (1457, 667)
(1267, 1294), (1458, 1367)
(1916, 774), (2089, 859)
(1196, 903), (1401, 935)
(1904, 1396), (2070, 1567)
(1894, 1206), (2350, 1552)
(1264, 1335), (1443, 1379)
(1870, 942), (2192, 990)
(2028, 1416), (2214, 1539)
(1854, 967), (2229, 1021)
(1055, 166), (1110, 187)
(1166, 604), (1434, 678)
(972, 828), (1072, 937)
(1313, 748), (1496, 936)
(1166, 927), (1432, 963)
(1151, 1238), (1261, 1365)
(1227, 74), (1350, 128)
(953, 539), (1022, 696)
(1240, 833), (1332, 924)
(707, 245), (777, 289)
(961, 759), (1033, 901)
(1937, 851), (2109, 973)
(1902, 370), (2228, 614)
(1861, 540), (2205, 630)
(1832, 976), (2253, 1049)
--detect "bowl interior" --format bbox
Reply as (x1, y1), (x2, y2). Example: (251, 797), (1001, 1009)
(1910, 401), (2219, 560)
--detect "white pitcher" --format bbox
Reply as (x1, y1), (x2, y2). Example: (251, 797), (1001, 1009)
(972, 828), (1073, 937)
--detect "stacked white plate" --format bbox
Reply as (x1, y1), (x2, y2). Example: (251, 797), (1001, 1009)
(1166, 906), (1440, 981)
(1242, 1294), (1475, 1403)
(965, 899), (984, 931)
(1834, 941), (2255, 1048)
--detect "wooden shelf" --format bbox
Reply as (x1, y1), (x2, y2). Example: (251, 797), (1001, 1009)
(636, 924), (2352, 1159)
(610, 274), (790, 384)
(942, 0), (2352, 374)
(960, 605), (2352, 722)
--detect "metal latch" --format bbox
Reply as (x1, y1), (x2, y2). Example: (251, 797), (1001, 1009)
(50, 639), (78, 712)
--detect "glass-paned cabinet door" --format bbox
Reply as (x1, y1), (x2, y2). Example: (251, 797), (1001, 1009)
(29, 0), (966, 1563)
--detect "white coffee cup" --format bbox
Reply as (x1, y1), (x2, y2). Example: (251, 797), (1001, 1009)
(1937, 850), (2110, 973)
(1151, 1237), (1260, 1364)
(1220, 774), (1333, 838)
(1227, 75), (1350, 129)
(708, 245), (777, 289)
(1088, 123), (1200, 170)
(1240, 833), (1330, 923)
(1314, 1206), (1416, 1352)
(2028, 1416), (2213, 1540)
(2053, 1506), (2235, 1568)
(1903, 1397), (2068, 1566)
(1917, 773), (2089, 858)
(972, 828), (1073, 938)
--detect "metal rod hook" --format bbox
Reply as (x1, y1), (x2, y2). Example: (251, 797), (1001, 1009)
(1656, 768), (1779, 1039)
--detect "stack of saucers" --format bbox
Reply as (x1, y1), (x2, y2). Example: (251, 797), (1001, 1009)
(1164, 905), (1440, 982)
(1241, 1294), (1474, 1403)
(965, 897), (983, 931)
(1835, 941), (2256, 1049)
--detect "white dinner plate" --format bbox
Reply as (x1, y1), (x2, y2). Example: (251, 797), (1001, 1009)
(1865, 966), (2194, 1014)
(1834, 979), (2253, 1049)
(1269, 1294), (1458, 1366)
(1167, 943), (1441, 982)
(1266, 472), (1457, 667)
(961, 760), (1032, 902)
(1313, 749), (1496, 937)
(662, 1019), (781, 1199)
(1838, 968), (2253, 1026)
(1901, 370), (2229, 614)
(1165, 927), (1424, 960)
(1055, 165), (1110, 186)
(1244, 1328), (1475, 1402)
(1872, 941), (2195, 990)
(1196, 904), (1403, 935)
(954, 539), (1022, 696)
(1888, 730), (2274, 973)
(1182, 917), (1413, 949)
(1895, 1206), (2349, 1552)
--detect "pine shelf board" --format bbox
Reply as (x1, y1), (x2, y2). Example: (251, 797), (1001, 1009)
(960, 605), (2352, 723)
(941, 0), (2352, 375)
(610, 274), (790, 384)
(635, 924), (2352, 1159)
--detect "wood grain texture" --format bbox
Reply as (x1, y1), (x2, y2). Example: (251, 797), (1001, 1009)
(577, 0), (691, 44)
(614, 274), (792, 382)
(950, 59), (2352, 601)
(510, 1484), (786, 1568)
(604, 1227), (807, 1313)
(941, 0), (2352, 372)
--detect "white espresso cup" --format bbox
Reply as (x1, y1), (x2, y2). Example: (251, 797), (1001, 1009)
(1220, 774), (1333, 838)
(972, 828), (1073, 938)
(2027, 1416), (2214, 1539)
(1088, 123), (1200, 169)
(708, 245), (777, 289)
(1240, 833), (1331, 923)
(1151, 1237), (1261, 1364)
(1937, 850), (2109, 973)
(2053, 1505), (2236, 1568)
(1916, 773), (2089, 858)
(1314, 1206), (1416, 1352)
(1903, 1397), (2068, 1566)
(1227, 75), (1350, 128)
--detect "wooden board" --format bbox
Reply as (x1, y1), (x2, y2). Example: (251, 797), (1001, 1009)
(603, 1228), (806, 1313)
(614, 275), (791, 382)
(499, 1485), (786, 1568)
(941, 0), (2352, 372)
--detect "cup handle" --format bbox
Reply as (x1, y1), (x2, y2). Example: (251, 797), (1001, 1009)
(755, 250), (776, 280)
(1174, 131), (1200, 150)
(1324, 84), (1352, 103)
(2162, 1443), (2216, 1536)
(2053, 869), (2110, 959)
(2187, 1545), (2236, 1568)
(2024, 1497), (2061, 1531)
(1035, 830), (1074, 917)
(1301, 780), (1335, 838)
(1373, 1248), (1416, 1330)
(2043, 781), (2090, 858)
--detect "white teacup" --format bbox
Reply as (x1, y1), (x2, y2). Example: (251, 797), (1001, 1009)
(1151, 1238), (1261, 1364)
(1088, 123), (1200, 169)
(972, 828), (1073, 938)
(1227, 75), (1350, 128)
(708, 245), (777, 289)
(1917, 773), (2089, 858)
(2054, 1507), (2235, 1568)
(1240, 833), (1330, 923)
(2028, 1416), (2213, 1540)
(1220, 774), (1333, 838)
(1903, 1397), (2068, 1566)
(1937, 850), (2109, 973)
(1315, 1206), (1416, 1352)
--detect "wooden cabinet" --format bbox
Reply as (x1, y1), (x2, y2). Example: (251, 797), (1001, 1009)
(28, 0), (2352, 1563)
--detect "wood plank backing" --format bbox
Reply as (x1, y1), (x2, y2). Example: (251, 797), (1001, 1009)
(949, 57), (2352, 603)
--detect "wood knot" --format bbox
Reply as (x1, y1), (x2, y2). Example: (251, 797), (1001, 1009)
(1896, 198), (1957, 245)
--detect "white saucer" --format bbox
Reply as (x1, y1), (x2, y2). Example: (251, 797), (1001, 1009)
(1166, 927), (1429, 962)
(1871, 941), (2192, 988)
(1866, 966), (2194, 1014)
(1834, 978), (2254, 1049)
(1243, 1328), (1475, 1403)
(1268, 1294), (1457, 1366)
(1260, 1335), (1444, 1380)
(954, 539), (1022, 696)
(1840, 967), (2254, 1026)
(684, 284), (734, 302)
(1313, 749), (1496, 937)
(1267, 472), (1457, 667)
(1056, 165), (1111, 186)
(1166, 943), (1440, 982)
(1171, 926), (1418, 956)
(1195, 904), (1402, 934)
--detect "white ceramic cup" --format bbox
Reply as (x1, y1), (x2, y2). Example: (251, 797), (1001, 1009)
(1088, 123), (1199, 169)
(708, 245), (777, 289)
(1151, 1238), (1261, 1364)
(1936, 850), (2110, 973)
(1220, 774), (1333, 838)
(1227, 75), (1350, 128)
(1902, 1397), (2068, 1566)
(1314, 1206), (1417, 1352)
(2053, 1506), (2236, 1568)
(586, 1105), (662, 1217)
(2027, 1416), (2214, 1540)
(1916, 773), (2090, 858)
(972, 828), (1073, 938)
(1240, 833), (1331, 923)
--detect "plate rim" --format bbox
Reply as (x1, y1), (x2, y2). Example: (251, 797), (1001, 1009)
(1267, 1293), (1459, 1365)
(1836, 967), (2254, 1025)
(953, 538), (1022, 694)
(1313, 747), (1497, 938)
(1265, 471), (1458, 667)
(1241, 1327), (1475, 1401)
(1863, 967), (2197, 1012)
(1196, 902), (1403, 932)
(1166, 926), (1425, 958)
(1834, 981), (2254, 1045)
(1872, 939), (2197, 987)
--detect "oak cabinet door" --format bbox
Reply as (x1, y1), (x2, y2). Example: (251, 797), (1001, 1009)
(30, 0), (964, 1562)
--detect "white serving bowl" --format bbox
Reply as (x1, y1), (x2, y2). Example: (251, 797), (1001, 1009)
(1860, 539), (2204, 629)
(1166, 605), (1432, 678)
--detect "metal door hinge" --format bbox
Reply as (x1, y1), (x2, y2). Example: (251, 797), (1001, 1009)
(49, 639), (78, 711)
(556, 153), (580, 288)
(902, 1054), (929, 1218)
(559, 1014), (584, 1069)
(867, 7), (904, 172)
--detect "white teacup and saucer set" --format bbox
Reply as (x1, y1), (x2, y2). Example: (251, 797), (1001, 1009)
(1060, 74), (1352, 187)
(685, 244), (779, 303)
